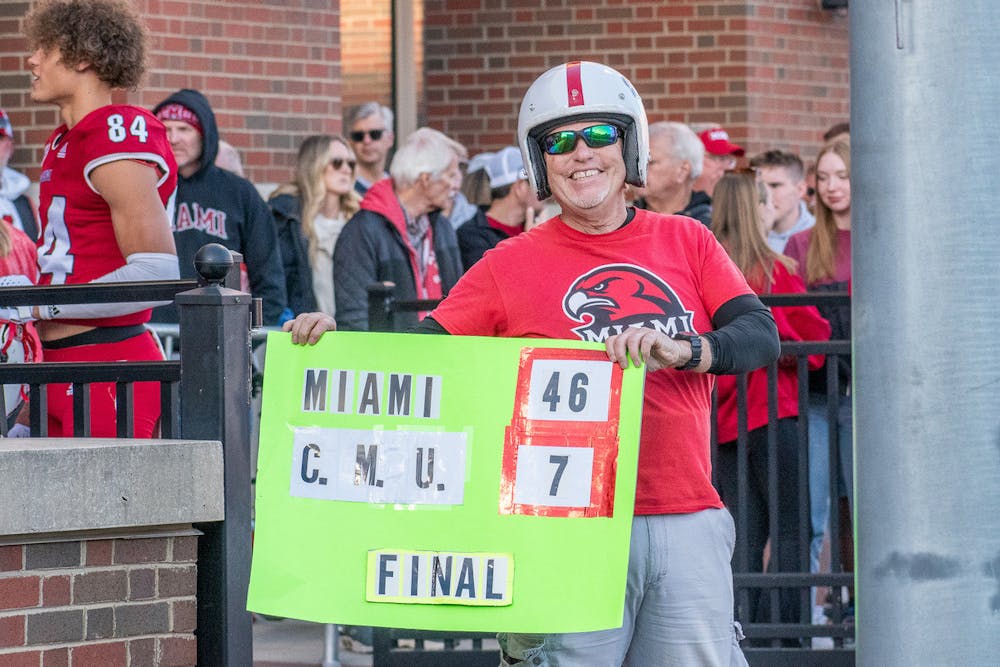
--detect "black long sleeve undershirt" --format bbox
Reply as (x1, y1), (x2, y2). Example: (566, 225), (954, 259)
(411, 292), (779, 375)
(411, 316), (450, 335)
(702, 293), (779, 374)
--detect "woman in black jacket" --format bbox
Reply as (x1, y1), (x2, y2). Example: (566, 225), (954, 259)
(269, 135), (361, 316)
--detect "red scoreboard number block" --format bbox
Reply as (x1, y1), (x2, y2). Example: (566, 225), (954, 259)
(499, 347), (625, 518)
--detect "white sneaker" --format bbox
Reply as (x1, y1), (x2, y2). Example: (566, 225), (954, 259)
(339, 635), (373, 654)
(811, 604), (834, 649)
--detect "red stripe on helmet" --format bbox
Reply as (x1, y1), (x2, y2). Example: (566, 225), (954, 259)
(565, 61), (585, 107)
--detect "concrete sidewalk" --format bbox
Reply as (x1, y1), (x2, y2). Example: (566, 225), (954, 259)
(252, 618), (501, 666)
(253, 617), (373, 667)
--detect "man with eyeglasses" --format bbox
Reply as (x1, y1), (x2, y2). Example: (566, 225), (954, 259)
(345, 102), (395, 197)
(286, 61), (777, 665)
(691, 123), (745, 209)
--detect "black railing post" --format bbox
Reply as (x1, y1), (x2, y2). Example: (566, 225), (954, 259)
(225, 251), (243, 290)
(367, 281), (397, 332)
(177, 244), (253, 666)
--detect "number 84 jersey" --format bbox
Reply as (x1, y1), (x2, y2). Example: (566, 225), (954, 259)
(36, 106), (177, 300)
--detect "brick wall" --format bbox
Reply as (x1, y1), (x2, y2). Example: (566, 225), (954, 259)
(0, 535), (198, 666)
(0, 0), (343, 186)
(341, 0), (427, 131)
(0, 1), (848, 184)
(743, 0), (850, 153)
(422, 0), (849, 164)
(341, 0), (393, 111)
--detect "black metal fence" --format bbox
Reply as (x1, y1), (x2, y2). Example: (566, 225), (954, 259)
(0, 280), (195, 437)
(365, 285), (856, 666)
(0, 246), (254, 666)
(372, 629), (498, 667)
(724, 342), (855, 665)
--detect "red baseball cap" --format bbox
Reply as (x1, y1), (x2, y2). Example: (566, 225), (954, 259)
(698, 126), (744, 157)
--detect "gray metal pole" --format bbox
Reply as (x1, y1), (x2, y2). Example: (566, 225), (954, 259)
(851, 2), (1000, 664)
(177, 244), (254, 666)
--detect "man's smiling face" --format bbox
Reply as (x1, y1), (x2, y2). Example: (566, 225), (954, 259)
(542, 120), (626, 218)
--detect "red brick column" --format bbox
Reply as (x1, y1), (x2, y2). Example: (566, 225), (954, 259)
(422, 0), (849, 160)
(0, 534), (199, 666)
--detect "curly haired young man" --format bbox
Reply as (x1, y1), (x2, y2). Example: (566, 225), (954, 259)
(19, 0), (179, 437)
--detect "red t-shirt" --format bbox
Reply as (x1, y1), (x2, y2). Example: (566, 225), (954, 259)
(714, 261), (831, 443)
(36, 105), (177, 327)
(431, 209), (754, 515)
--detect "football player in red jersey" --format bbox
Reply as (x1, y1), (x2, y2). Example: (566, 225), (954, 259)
(15, 0), (179, 437)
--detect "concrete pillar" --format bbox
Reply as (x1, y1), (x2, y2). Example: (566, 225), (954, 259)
(851, 2), (1000, 664)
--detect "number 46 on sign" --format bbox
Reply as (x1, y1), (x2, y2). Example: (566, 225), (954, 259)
(500, 347), (624, 519)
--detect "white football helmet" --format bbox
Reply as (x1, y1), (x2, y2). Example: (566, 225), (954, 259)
(517, 61), (649, 200)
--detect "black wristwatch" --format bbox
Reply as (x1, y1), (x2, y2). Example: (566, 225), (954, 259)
(672, 333), (702, 371)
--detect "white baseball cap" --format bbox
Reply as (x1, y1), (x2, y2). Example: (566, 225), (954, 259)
(485, 146), (527, 189)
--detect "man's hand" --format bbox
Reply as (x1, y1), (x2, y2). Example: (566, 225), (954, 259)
(605, 327), (690, 372)
(282, 312), (337, 345)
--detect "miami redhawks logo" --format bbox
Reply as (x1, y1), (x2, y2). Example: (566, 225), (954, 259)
(563, 264), (696, 342)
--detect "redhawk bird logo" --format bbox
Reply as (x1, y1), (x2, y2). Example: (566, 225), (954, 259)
(563, 264), (696, 342)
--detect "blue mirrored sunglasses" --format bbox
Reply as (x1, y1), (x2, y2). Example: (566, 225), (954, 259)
(541, 124), (621, 155)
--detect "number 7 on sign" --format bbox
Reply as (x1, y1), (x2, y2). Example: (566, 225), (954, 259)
(499, 347), (624, 518)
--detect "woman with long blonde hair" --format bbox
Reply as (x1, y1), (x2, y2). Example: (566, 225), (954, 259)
(712, 173), (794, 290)
(270, 135), (361, 316)
(712, 173), (830, 641)
(783, 139), (853, 624)
(786, 140), (851, 286)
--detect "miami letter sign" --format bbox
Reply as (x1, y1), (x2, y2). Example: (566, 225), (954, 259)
(247, 332), (644, 633)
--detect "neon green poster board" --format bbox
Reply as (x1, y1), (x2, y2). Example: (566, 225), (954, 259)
(247, 332), (645, 633)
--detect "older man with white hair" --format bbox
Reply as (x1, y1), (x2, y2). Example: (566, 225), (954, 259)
(331, 127), (465, 331)
(633, 121), (711, 226)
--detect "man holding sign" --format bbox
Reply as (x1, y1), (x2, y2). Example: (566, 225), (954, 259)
(286, 61), (778, 666)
